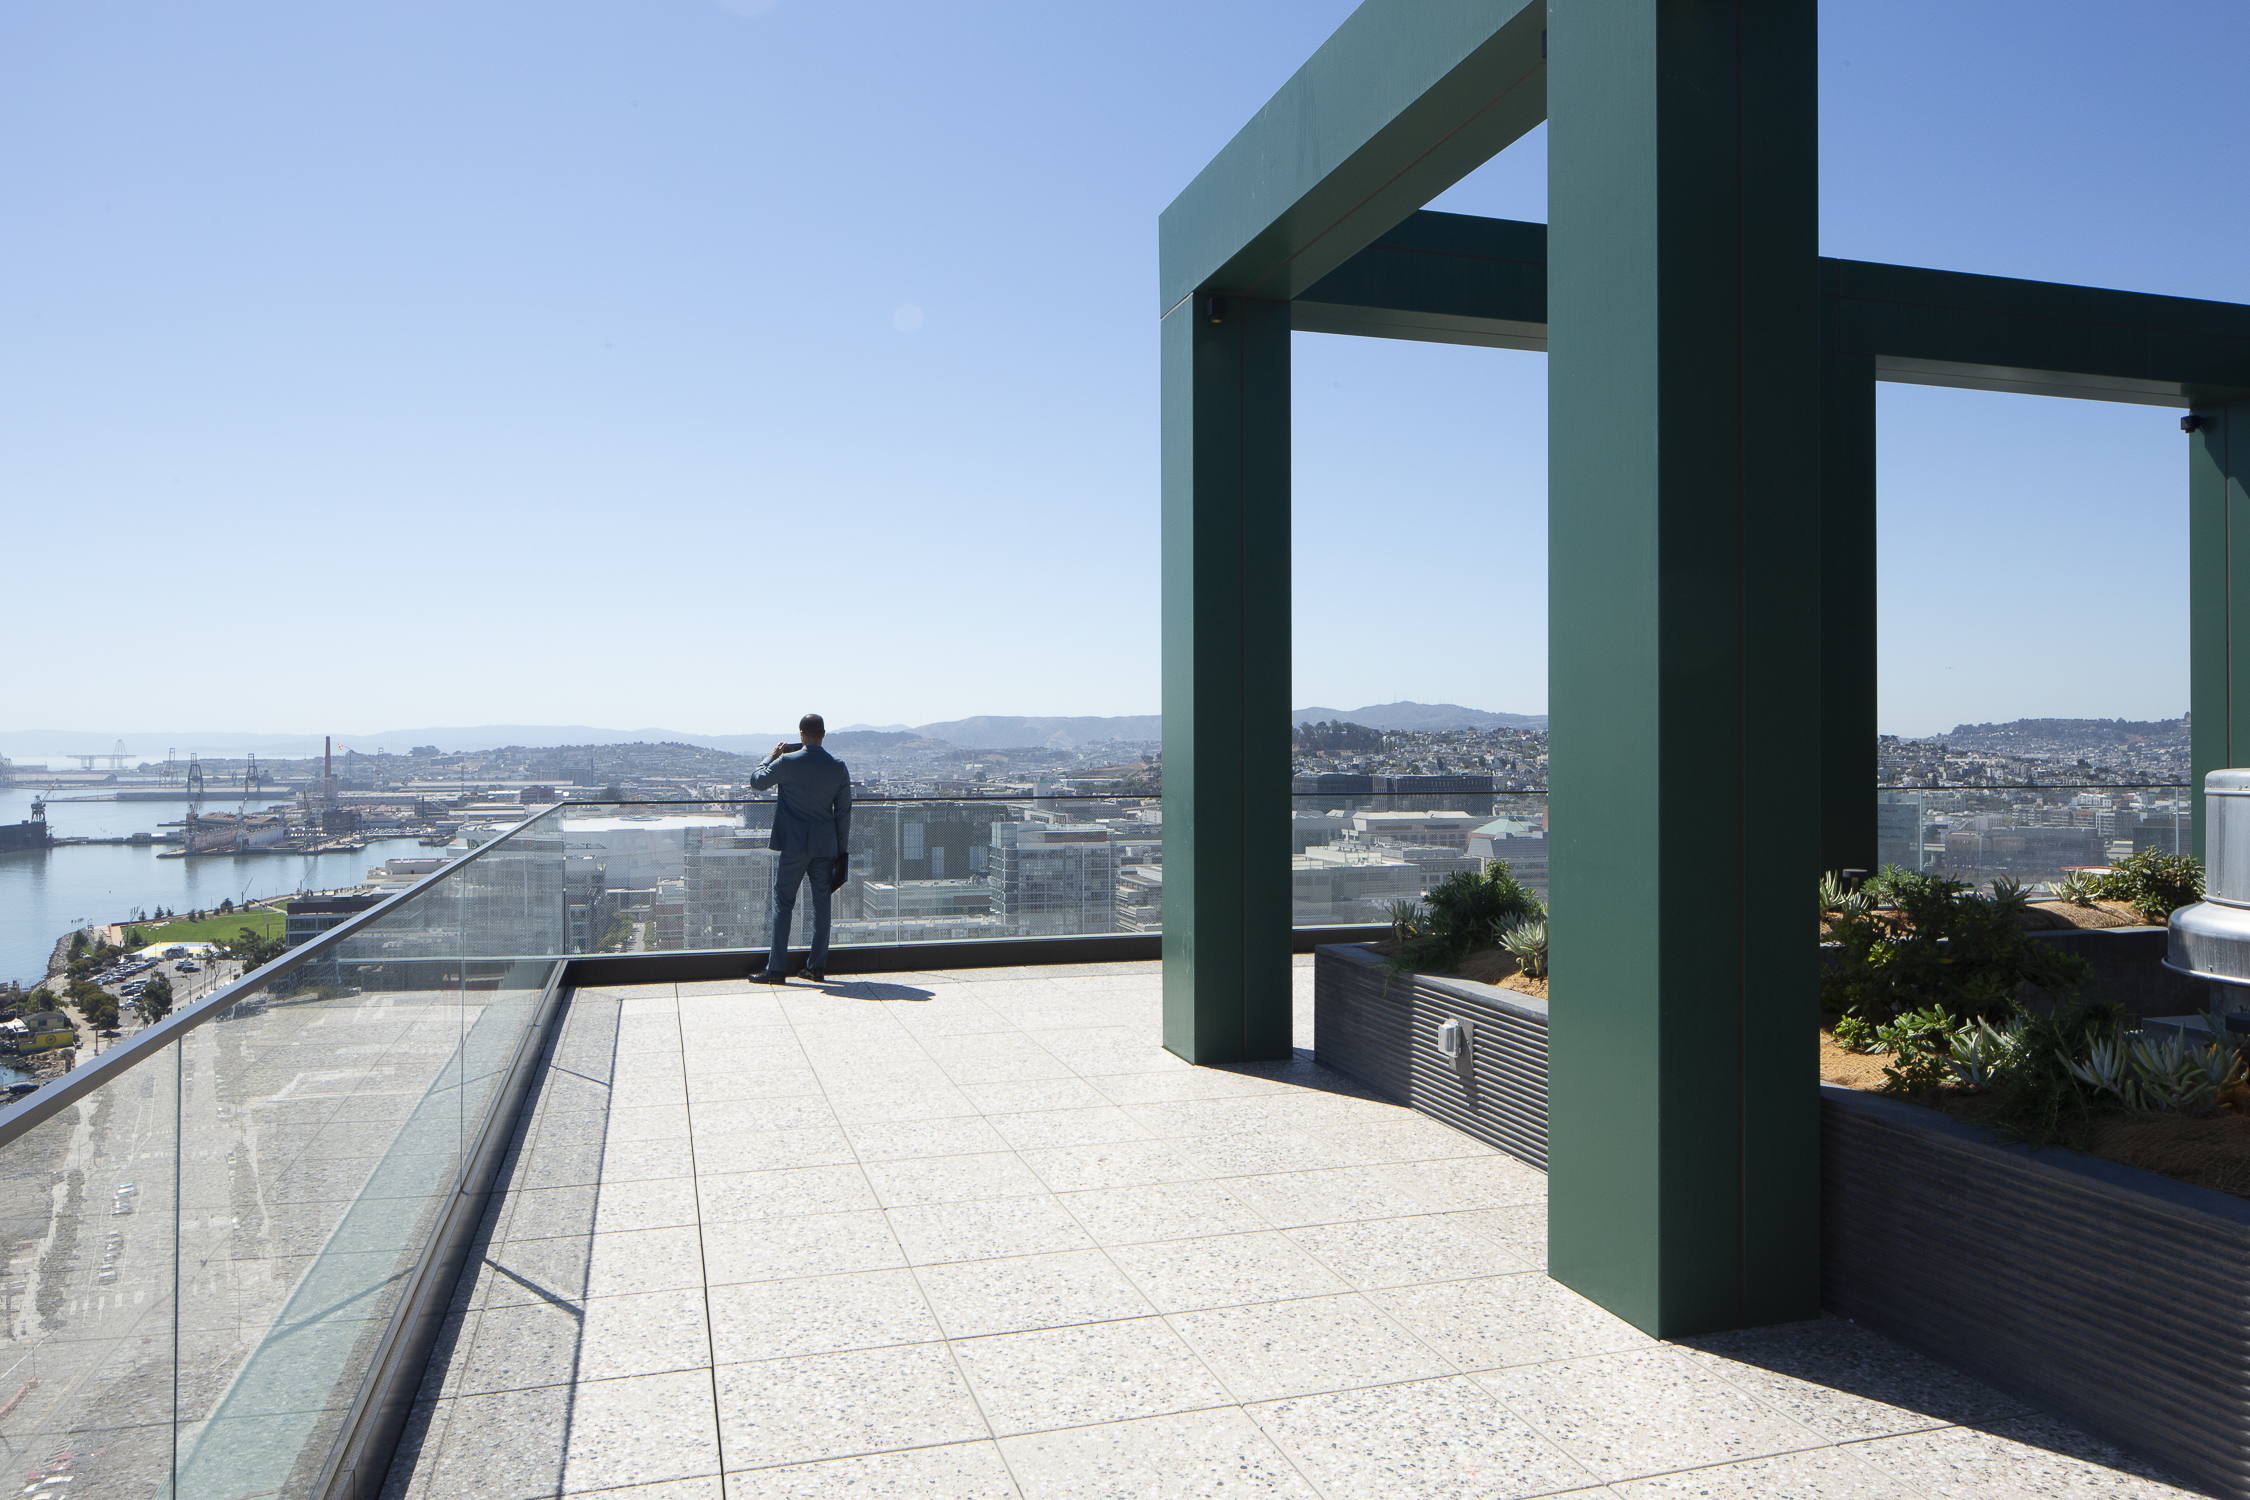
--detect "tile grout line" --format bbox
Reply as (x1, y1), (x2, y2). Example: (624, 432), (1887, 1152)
(648, 984), (727, 1498)
(782, 971), (1033, 1495)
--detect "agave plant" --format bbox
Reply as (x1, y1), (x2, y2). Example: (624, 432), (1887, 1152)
(1383, 899), (1425, 943)
(1818, 871), (1872, 918)
(1986, 876), (2032, 915)
(1945, 1018), (2022, 1091)
(2069, 1026), (2246, 1112)
(2048, 868), (2102, 906)
(1499, 917), (1548, 978)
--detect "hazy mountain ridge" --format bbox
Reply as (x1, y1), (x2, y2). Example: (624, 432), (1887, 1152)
(2, 702), (1545, 761)
(1292, 702), (1548, 732)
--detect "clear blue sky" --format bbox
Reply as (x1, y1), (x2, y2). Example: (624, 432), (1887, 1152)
(5, 1), (2242, 740)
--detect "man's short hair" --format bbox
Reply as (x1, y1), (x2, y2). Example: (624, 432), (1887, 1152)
(799, 713), (826, 738)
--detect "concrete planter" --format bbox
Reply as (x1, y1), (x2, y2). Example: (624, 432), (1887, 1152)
(1313, 941), (2246, 1495)
(1312, 943), (1548, 1170)
(1823, 1085), (2250, 1500)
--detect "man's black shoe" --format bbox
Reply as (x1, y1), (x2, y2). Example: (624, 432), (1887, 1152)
(803, 968), (826, 983)
(748, 972), (788, 985)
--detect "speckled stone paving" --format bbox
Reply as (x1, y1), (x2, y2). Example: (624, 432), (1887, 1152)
(384, 958), (2197, 1500)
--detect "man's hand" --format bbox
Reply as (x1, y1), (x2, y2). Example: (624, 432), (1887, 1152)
(770, 742), (797, 761)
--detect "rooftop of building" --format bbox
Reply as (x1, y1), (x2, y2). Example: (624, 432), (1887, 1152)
(382, 958), (2190, 1499)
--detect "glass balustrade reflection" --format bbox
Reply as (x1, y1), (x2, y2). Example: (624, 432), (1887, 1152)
(0, 830), (562, 1500)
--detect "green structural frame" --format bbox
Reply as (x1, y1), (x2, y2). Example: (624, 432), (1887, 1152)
(1159, 0), (2250, 1337)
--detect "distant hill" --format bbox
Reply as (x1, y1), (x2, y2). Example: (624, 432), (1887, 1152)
(1292, 702), (1548, 732)
(909, 715), (1162, 749)
(1943, 717), (2188, 751)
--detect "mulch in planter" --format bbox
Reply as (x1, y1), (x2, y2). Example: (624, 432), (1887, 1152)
(1819, 1026), (2250, 1200)
(1365, 939), (1548, 1001)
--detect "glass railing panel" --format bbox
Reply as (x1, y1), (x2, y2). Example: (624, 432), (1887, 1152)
(1289, 790), (1549, 927)
(542, 796), (1161, 951)
(1874, 783), (2191, 894)
(0, 1043), (182, 1495)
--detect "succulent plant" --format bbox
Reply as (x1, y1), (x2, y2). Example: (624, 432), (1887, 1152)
(1945, 1018), (2022, 1091)
(1383, 899), (1424, 943)
(1499, 917), (1548, 978)
(2048, 869), (2102, 906)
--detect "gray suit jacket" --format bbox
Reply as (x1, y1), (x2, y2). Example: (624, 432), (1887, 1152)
(749, 744), (852, 856)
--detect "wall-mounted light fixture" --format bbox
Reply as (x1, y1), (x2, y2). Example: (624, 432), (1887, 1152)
(1206, 295), (1227, 324)
(1438, 1018), (1469, 1058)
(2183, 414), (2208, 434)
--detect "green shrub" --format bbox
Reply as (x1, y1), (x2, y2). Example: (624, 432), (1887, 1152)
(1824, 867), (2092, 1025)
(1390, 862), (1543, 974)
(2091, 848), (2204, 924)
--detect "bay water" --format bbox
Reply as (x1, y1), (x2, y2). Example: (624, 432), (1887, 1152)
(0, 785), (427, 989)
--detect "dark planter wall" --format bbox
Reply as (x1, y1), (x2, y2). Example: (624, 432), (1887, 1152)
(1823, 1085), (2250, 1500)
(1313, 944), (1548, 1170)
(2026, 925), (2207, 1019)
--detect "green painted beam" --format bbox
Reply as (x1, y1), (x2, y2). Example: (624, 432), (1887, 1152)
(1294, 210), (1546, 348)
(1298, 212), (2250, 406)
(2190, 399), (2250, 858)
(1545, 0), (1823, 1338)
(1160, 293), (1294, 1064)
(1157, 0), (1544, 314)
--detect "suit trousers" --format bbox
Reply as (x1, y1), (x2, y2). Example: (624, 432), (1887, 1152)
(762, 850), (836, 975)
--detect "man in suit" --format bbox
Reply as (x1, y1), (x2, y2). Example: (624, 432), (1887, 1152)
(748, 713), (853, 984)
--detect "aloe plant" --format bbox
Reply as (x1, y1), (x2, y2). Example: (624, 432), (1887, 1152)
(2067, 1027), (2244, 1112)
(1383, 899), (1424, 943)
(2048, 869), (2102, 906)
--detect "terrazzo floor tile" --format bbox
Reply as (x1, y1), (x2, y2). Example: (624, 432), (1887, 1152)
(914, 1247), (1156, 1337)
(1450, 1202), (1548, 1266)
(1249, 1375), (1597, 1500)
(1610, 1446), (1922, 1498)
(1675, 1315), (2029, 1442)
(883, 1194), (1098, 1264)
(1284, 1213), (1535, 1288)
(560, 1369), (722, 1491)
(1107, 1230), (1352, 1312)
(457, 1288), (710, 1392)
(688, 1125), (856, 1174)
(1016, 1139), (1206, 1192)
(583, 1225), (707, 1297)
(1055, 1180), (1275, 1246)
(951, 1315), (1235, 1434)
(409, 1382), (573, 1498)
(1235, 1164), (1449, 1227)
(842, 1114), (1013, 1160)
(956, 1078), (1117, 1113)
(1170, 1292), (1454, 1401)
(1477, 1348), (1828, 1483)
(1846, 1413), (2201, 1498)
(589, 1175), (701, 1234)
(705, 1268), (942, 1362)
(698, 1209), (906, 1284)
(687, 1096), (842, 1134)
(982, 1105), (1161, 1150)
(818, 1085), (983, 1123)
(501, 1184), (601, 1242)
(696, 1164), (880, 1222)
(860, 1149), (1051, 1206)
(721, 1441), (1019, 1498)
(997, 1407), (1318, 1499)
(711, 1342), (989, 1470)
(1376, 1273), (1651, 1370)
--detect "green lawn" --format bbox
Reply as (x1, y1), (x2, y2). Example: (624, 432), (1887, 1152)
(130, 907), (285, 948)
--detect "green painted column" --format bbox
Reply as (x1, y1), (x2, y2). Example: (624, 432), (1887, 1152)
(2190, 398), (2250, 858)
(1160, 293), (1294, 1064)
(1821, 349), (1878, 875)
(1546, 0), (1824, 1336)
